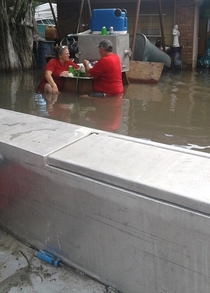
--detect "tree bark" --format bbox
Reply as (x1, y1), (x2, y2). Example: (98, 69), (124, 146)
(0, 0), (35, 72)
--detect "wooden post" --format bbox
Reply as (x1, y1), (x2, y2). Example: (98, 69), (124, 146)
(87, 0), (92, 18)
(77, 0), (85, 33)
(192, 5), (199, 68)
(157, 0), (166, 52)
(48, 0), (61, 40)
(131, 0), (142, 60)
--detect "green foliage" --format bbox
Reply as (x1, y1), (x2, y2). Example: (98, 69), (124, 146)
(15, 0), (28, 24)
(33, 1), (45, 10)
(73, 70), (87, 78)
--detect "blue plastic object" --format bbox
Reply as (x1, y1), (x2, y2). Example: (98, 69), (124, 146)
(90, 8), (127, 34)
(37, 40), (55, 69)
(37, 250), (60, 267)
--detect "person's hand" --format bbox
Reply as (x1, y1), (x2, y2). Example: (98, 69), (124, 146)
(60, 71), (69, 77)
(52, 84), (59, 94)
(83, 59), (89, 67)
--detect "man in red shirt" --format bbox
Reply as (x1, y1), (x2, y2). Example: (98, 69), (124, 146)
(38, 46), (79, 94)
(83, 39), (123, 97)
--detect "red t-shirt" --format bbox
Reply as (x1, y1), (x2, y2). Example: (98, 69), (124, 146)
(37, 58), (78, 92)
(89, 54), (123, 96)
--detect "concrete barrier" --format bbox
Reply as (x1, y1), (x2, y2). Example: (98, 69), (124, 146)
(0, 109), (210, 293)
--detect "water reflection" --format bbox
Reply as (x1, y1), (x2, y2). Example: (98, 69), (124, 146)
(35, 92), (123, 131)
(34, 93), (48, 117)
(34, 92), (73, 122)
(0, 69), (210, 153)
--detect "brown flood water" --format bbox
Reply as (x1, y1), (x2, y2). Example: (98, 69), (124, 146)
(0, 68), (210, 153)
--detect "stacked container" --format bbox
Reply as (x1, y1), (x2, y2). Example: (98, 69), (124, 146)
(90, 8), (127, 34)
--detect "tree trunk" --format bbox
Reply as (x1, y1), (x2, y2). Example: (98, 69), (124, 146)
(0, 0), (35, 72)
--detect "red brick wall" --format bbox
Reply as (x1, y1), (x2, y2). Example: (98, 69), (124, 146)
(175, 0), (195, 67)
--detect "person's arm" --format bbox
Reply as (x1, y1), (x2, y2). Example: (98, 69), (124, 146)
(60, 60), (80, 77)
(83, 59), (91, 76)
(45, 70), (59, 93)
(70, 60), (80, 70)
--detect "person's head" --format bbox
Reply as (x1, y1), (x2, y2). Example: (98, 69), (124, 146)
(55, 46), (70, 62)
(98, 39), (113, 56)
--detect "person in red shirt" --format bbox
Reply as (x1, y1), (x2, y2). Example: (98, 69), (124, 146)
(37, 45), (79, 94)
(83, 39), (123, 97)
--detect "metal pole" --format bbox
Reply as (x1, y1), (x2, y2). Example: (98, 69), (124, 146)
(48, 0), (61, 40)
(157, 0), (166, 52)
(131, 0), (142, 60)
(77, 0), (85, 33)
(174, 0), (177, 25)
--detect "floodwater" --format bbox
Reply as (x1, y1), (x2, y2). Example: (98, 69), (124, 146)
(0, 68), (210, 153)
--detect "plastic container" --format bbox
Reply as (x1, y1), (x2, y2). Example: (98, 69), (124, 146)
(45, 26), (58, 40)
(101, 26), (107, 35)
(133, 33), (171, 68)
(91, 8), (127, 34)
(37, 40), (55, 69)
(109, 26), (114, 35)
(68, 65), (73, 73)
(36, 20), (55, 37)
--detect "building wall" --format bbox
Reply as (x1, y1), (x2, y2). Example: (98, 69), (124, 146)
(136, 1), (174, 46)
(58, 1), (81, 38)
(175, 0), (195, 67)
(57, 0), (197, 67)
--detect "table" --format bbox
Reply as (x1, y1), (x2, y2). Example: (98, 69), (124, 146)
(64, 76), (93, 94)
(63, 73), (129, 94)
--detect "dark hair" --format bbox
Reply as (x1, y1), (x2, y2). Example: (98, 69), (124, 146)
(55, 46), (68, 58)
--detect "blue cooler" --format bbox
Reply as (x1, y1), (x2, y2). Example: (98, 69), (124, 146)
(91, 8), (127, 34)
